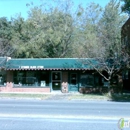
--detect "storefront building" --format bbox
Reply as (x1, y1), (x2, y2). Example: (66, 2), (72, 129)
(0, 58), (109, 93)
(121, 17), (130, 92)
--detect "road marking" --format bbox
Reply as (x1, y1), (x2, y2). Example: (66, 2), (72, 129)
(0, 113), (129, 120)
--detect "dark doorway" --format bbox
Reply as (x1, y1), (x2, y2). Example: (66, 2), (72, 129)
(52, 72), (62, 90)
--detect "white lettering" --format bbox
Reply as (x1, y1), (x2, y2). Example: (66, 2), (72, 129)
(37, 66), (44, 68)
(30, 66), (36, 68)
(20, 66), (29, 69)
(124, 121), (130, 128)
(19, 66), (44, 69)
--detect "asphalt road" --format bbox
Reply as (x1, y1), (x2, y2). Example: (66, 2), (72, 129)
(0, 117), (119, 130)
(0, 99), (130, 130)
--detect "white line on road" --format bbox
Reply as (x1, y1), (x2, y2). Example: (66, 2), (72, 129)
(0, 113), (129, 120)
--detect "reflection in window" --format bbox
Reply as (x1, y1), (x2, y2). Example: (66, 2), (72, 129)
(80, 74), (94, 87)
(13, 71), (49, 87)
(52, 72), (61, 80)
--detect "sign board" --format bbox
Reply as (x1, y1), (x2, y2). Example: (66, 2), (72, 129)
(19, 66), (44, 69)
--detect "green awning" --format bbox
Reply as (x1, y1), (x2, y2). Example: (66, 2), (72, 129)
(6, 58), (98, 70)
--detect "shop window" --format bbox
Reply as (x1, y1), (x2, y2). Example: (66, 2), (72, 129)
(40, 71), (49, 86)
(94, 76), (99, 85)
(0, 71), (6, 86)
(102, 78), (109, 87)
(80, 74), (94, 87)
(70, 74), (77, 85)
(13, 71), (50, 87)
(52, 72), (60, 81)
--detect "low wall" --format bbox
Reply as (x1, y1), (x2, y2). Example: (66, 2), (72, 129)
(0, 82), (51, 93)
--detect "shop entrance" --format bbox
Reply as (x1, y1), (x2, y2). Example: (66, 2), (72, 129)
(52, 71), (62, 90)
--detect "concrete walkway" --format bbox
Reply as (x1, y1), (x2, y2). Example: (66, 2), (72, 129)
(46, 94), (71, 100)
(0, 91), (82, 101)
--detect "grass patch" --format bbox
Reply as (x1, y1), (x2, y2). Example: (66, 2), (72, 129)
(68, 94), (109, 100)
(0, 93), (50, 100)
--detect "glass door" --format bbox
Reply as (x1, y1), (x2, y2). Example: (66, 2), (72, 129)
(69, 73), (78, 91)
(52, 71), (62, 90)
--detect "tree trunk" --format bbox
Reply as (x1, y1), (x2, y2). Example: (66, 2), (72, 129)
(107, 80), (112, 96)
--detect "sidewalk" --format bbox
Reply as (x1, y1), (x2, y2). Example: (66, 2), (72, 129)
(0, 91), (82, 100)
(0, 92), (108, 101)
(0, 92), (130, 102)
(0, 91), (80, 95)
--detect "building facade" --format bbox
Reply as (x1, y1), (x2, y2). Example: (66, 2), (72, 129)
(121, 18), (130, 55)
(121, 18), (130, 92)
(0, 58), (108, 93)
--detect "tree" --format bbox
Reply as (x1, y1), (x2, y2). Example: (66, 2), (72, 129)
(72, 3), (103, 58)
(9, 15), (28, 58)
(12, 0), (75, 58)
(121, 0), (130, 14)
(0, 17), (15, 69)
(41, 8), (74, 58)
(0, 17), (15, 57)
(78, 0), (128, 94)
(98, 0), (128, 82)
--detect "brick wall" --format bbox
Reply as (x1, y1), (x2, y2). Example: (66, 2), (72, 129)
(0, 86), (50, 93)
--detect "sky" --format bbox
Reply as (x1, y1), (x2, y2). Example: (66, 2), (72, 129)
(0, 0), (116, 20)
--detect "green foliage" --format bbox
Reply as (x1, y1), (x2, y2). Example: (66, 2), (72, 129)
(0, 0), (129, 93)
(0, 17), (14, 56)
(99, 0), (124, 58)
(71, 0), (128, 88)
(121, 0), (130, 14)
(0, 0), (128, 60)
(10, 0), (74, 58)
(72, 3), (103, 58)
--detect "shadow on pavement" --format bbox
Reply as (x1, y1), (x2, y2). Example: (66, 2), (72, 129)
(109, 94), (130, 102)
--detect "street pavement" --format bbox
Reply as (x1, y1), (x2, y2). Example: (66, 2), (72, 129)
(0, 99), (130, 130)
(0, 117), (119, 130)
